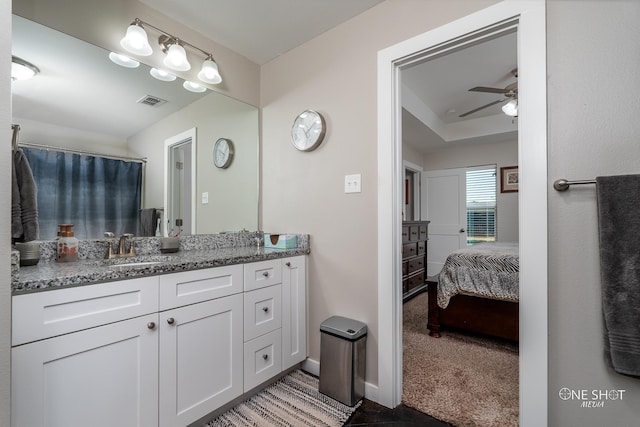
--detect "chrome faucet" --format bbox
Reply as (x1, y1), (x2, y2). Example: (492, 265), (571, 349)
(104, 232), (136, 259)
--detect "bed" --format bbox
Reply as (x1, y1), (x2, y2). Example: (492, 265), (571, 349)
(427, 242), (519, 341)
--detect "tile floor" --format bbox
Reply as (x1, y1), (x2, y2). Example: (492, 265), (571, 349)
(344, 399), (453, 426)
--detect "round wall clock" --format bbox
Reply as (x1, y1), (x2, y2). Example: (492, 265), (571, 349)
(291, 110), (326, 151)
(213, 138), (234, 169)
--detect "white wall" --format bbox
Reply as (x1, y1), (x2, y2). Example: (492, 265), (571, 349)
(261, 0), (498, 386)
(421, 139), (519, 242)
(1, 0), (12, 423)
(128, 91), (259, 234)
(547, 1), (640, 425)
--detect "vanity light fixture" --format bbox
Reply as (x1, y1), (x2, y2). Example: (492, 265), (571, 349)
(11, 56), (40, 81)
(119, 18), (222, 84)
(150, 68), (176, 82)
(502, 99), (518, 117)
(183, 80), (207, 93)
(108, 52), (140, 68)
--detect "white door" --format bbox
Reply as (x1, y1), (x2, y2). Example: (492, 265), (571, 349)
(12, 314), (159, 427)
(159, 294), (243, 427)
(282, 256), (307, 369)
(421, 168), (467, 276)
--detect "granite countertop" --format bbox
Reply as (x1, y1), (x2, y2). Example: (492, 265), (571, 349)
(13, 245), (310, 295)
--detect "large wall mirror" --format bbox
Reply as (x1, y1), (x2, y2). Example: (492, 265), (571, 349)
(11, 14), (259, 239)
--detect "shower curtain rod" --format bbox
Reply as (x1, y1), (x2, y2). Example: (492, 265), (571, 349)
(17, 141), (147, 163)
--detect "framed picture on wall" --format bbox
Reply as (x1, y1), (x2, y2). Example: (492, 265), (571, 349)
(500, 166), (519, 193)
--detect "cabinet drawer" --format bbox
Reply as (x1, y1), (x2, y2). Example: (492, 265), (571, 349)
(244, 259), (282, 291)
(402, 261), (408, 276)
(159, 264), (243, 310)
(244, 284), (282, 342)
(402, 243), (417, 259)
(407, 271), (425, 290)
(417, 241), (426, 255)
(12, 276), (159, 346)
(401, 226), (409, 242)
(419, 225), (428, 241)
(408, 256), (425, 274)
(409, 225), (420, 241)
(244, 329), (282, 392)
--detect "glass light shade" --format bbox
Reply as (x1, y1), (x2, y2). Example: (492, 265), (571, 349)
(108, 52), (140, 68)
(197, 59), (222, 84)
(120, 23), (152, 56)
(502, 99), (518, 117)
(163, 43), (191, 71)
(150, 68), (177, 81)
(11, 56), (39, 81)
(183, 81), (206, 93)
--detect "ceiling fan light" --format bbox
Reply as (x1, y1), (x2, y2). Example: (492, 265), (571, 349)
(502, 99), (518, 117)
(120, 22), (153, 56)
(150, 68), (176, 81)
(183, 80), (206, 93)
(197, 58), (222, 84)
(108, 52), (140, 68)
(11, 56), (39, 81)
(164, 43), (191, 71)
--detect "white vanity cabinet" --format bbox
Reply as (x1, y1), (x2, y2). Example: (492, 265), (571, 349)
(11, 277), (160, 427)
(11, 255), (307, 427)
(158, 266), (244, 427)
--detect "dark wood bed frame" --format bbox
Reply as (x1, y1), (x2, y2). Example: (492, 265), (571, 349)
(426, 279), (519, 342)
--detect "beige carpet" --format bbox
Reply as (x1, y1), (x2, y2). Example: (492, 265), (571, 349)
(402, 292), (519, 427)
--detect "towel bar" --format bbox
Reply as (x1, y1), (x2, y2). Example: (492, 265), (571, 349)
(553, 178), (596, 192)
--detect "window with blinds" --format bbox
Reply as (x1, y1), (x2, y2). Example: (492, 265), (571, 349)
(466, 166), (497, 244)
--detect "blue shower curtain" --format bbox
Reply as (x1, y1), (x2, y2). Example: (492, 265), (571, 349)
(22, 147), (142, 240)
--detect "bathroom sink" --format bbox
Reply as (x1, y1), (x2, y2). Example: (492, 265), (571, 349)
(87, 255), (174, 268)
(107, 260), (163, 268)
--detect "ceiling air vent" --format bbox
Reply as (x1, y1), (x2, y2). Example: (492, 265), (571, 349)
(137, 95), (168, 107)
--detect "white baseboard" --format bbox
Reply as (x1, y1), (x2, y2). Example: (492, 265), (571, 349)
(301, 358), (380, 404)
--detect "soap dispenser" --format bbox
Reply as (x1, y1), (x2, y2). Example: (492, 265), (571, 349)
(57, 224), (79, 262)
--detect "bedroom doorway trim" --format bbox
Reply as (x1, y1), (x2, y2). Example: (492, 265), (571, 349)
(376, 1), (547, 426)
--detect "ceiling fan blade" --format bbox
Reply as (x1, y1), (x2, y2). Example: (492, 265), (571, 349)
(458, 99), (505, 118)
(469, 86), (509, 94)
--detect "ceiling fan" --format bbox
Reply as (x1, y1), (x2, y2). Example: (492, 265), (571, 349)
(459, 68), (518, 118)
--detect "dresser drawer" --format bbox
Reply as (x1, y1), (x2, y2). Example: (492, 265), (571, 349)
(244, 284), (282, 341)
(402, 243), (418, 259)
(408, 256), (425, 274)
(409, 225), (420, 241)
(244, 259), (282, 291)
(244, 329), (282, 391)
(401, 226), (410, 242)
(419, 225), (428, 241)
(417, 241), (426, 255)
(407, 271), (425, 291)
(13, 276), (159, 346)
(159, 264), (243, 310)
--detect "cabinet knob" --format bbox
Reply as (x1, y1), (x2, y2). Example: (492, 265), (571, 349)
(262, 307), (269, 313)
(262, 271), (269, 277)
(262, 354), (269, 360)
(147, 321), (156, 330)
(285, 262), (291, 267)
(167, 317), (175, 325)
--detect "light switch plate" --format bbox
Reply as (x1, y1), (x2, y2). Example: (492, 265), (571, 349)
(344, 174), (361, 193)
(202, 192), (209, 204)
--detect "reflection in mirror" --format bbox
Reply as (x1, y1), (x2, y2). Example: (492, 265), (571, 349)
(164, 129), (196, 237)
(11, 14), (259, 239)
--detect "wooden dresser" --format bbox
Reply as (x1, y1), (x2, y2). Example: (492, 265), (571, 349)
(402, 221), (429, 302)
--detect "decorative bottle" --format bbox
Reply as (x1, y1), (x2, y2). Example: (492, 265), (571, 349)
(56, 224), (79, 262)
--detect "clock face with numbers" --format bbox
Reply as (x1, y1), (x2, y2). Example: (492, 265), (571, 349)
(291, 110), (326, 151)
(213, 138), (233, 169)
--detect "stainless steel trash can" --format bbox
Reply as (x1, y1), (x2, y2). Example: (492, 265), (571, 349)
(319, 316), (367, 406)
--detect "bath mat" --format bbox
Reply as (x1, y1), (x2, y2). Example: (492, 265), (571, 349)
(207, 370), (360, 426)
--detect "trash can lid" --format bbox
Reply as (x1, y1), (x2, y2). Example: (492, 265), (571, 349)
(320, 316), (367, 340)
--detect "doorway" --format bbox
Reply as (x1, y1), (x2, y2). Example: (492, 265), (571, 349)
(164, 128), (197, 236)
(376, 2), (547, 427)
